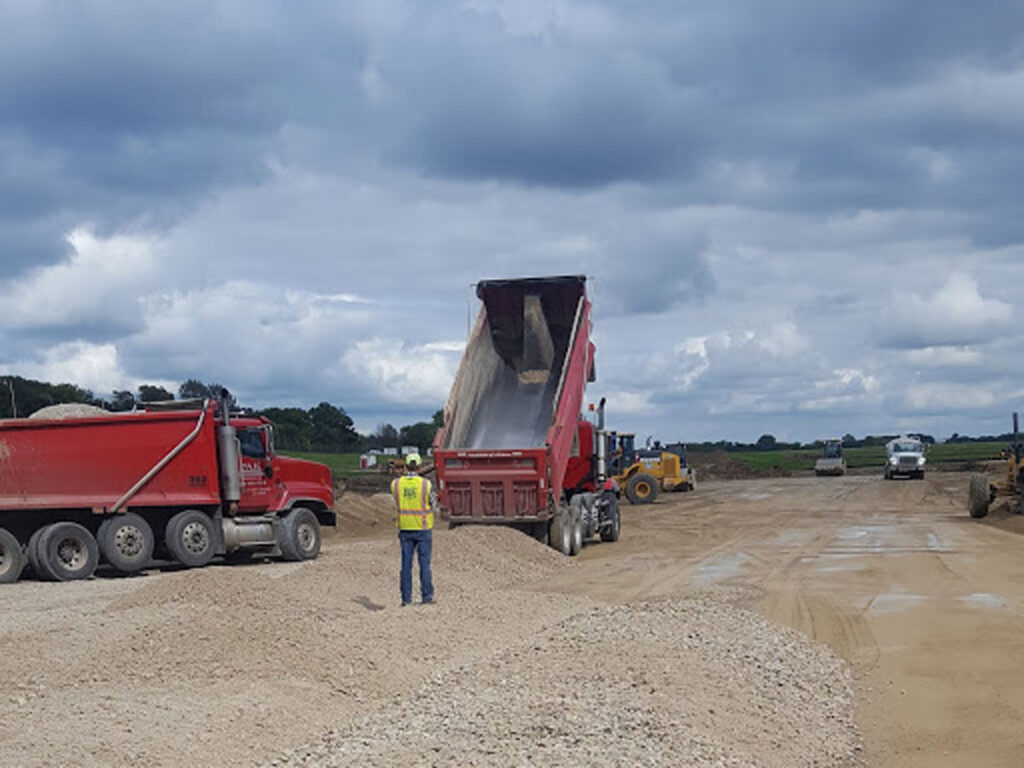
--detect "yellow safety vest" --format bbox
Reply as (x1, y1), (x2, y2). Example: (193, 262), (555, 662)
(392, 474), (434, 531)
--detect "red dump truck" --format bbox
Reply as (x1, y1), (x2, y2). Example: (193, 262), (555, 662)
(432, 275), (620, 555)
(0, 396), (335, 584)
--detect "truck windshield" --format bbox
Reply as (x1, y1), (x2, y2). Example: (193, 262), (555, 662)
(238, 428), (267, 459)
(893, 442), (921, 453)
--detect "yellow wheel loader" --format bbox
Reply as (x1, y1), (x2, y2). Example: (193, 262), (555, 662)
(611, 434), (696, 505)
(969, 412), (1023, 518)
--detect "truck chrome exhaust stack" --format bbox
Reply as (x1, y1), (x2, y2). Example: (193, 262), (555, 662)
(216, 388), (242, 504)
(596, 397), (607, 483)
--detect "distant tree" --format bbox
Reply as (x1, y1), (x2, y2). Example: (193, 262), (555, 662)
(261, 407), (314, 451)
(400, 421), (438, 452)
(309, 401), (360, 452)
(178, 379), (237, 409)
(842, 433), (858, 447)
(365, 423), (400, 451)
(432, 408), (444, 427)
(755, 434), (778, 451)
(138, 384), (175, 402)
(0, 376), (102, 418)
(109, 390), (137, 412)
(178, 379), (210, 399)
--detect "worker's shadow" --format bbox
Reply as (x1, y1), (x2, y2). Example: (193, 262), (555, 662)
(353, 595), (386, 612)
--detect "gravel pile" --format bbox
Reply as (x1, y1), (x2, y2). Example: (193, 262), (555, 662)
(276, 598), (861, 768)
(1, 495), (861, 768)
(0, 530), (585, 768)
(27, 403), (109, 419)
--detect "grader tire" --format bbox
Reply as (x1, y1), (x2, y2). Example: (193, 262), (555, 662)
(969, 474), (990, 519)
(626, 473), (659, 505)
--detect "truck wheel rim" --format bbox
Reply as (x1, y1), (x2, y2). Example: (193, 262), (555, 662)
(56, 537), (87, 571)
(637, 482), (651, 497)
(296, 522), (316, 553)
(0, 545), (11, 576)
(181, 522), (209, 555)
(114, 526), (145, 557)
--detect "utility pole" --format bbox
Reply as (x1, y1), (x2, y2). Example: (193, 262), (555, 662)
(5, 378), (16, 418)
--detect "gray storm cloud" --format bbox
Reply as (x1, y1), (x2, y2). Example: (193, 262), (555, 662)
(0, 0), (1022, 440)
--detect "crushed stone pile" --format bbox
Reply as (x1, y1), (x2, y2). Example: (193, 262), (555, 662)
(1, 491), (861, 768)
(276, 598), (861, 768)
(27, 403), (109, 419)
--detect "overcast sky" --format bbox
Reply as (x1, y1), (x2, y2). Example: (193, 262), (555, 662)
(2, 0), (1022, 442)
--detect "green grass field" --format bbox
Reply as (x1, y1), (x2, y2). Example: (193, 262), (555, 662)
(282, 441), (1009, 481)
(723, 441), (1006, 473)
(277, 451), (366, 478)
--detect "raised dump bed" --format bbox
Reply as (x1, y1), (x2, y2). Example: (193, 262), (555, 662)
(433, 276), (594, 532)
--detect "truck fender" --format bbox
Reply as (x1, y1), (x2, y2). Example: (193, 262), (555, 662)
(284, 499), (336, 528)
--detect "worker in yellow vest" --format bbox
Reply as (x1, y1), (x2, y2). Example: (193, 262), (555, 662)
(390, 452), (434, 606)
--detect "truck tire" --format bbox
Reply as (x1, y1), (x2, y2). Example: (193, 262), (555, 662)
(98, 513), (155, 573)
(569, 502), (583, 556)
(165, 510), (216, 568)
(549, 506), (572, 556)
(277, 507), (322, 561)
(625, 472), (658, 505)
(0, 527), (25, 584)
(36, 522), (99, 581)
(969, 474), (990, 519)
(26, 527), (50, 580)
(600, 492), (621, 542)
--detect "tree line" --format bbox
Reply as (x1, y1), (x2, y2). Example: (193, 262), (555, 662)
(3, 375), (1015, 453)
(0, 375), (441, 454)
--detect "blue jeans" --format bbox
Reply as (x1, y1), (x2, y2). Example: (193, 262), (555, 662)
(399, 529), (433, 604)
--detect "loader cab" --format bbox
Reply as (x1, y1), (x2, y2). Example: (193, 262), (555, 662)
(618, 433), (637, 467)
(664, 442), (689, 467)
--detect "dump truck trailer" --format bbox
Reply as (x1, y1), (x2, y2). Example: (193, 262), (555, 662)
(432, 275), (618, 555)
(0, 397), (335, 584)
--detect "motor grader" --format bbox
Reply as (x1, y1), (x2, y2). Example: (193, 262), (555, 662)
(968, 412), (1023, 518)
(610, 433), (696, 505)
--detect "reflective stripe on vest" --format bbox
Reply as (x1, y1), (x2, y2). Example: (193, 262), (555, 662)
(393, 475), (434, 530)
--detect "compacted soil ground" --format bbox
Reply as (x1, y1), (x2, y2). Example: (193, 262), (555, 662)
(1, 471), (1020, 766)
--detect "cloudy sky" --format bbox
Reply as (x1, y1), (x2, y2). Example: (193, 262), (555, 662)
(1, 0), (1022, 442)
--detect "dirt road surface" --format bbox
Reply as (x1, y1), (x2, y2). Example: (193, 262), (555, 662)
(554, 472), (1024, 767)
(1, 472), (1021, 766)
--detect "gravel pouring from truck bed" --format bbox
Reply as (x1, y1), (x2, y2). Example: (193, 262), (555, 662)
(275, 598), (861, 768)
